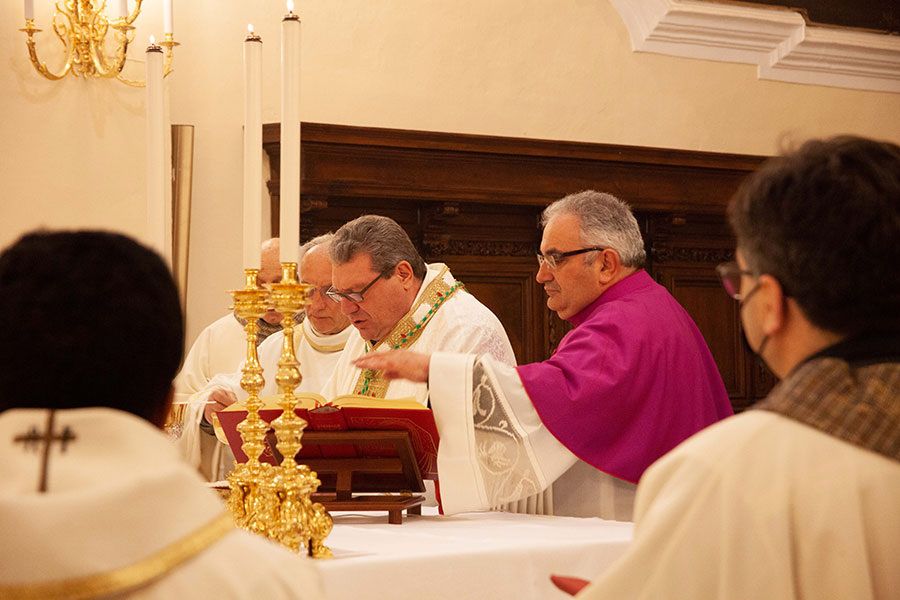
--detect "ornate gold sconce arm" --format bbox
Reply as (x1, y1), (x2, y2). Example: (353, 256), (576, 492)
(20, 0), (175, 87)
(21, 19), (72, 80)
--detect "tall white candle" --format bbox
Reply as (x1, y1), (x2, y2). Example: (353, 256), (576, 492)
(163, 0), (173, 34)
(279, 3), (301, 264)
(242, 26), (263, 271)
(145, 38), (169, 264)
(116, 0), (128, 18)
(24, 0), (34, 20)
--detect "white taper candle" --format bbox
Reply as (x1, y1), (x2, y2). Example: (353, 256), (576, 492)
(145, 38), (170, 264)
(279, 4), (301, 264)
(242, 26), (263, 271)
(163, 0), (173, 34)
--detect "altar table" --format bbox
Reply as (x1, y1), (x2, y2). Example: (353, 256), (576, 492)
(316, 508), (633, 600)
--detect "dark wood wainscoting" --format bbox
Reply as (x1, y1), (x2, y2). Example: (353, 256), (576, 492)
(263, 123), (773, 411)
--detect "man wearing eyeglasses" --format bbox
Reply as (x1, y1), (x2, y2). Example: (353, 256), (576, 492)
(183, 234), (353, 479)
(355, 191), (732, 520)
(571, 136), (900, 599)
(317, 214), (516, 406)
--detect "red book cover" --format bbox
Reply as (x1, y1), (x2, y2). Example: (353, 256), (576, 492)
(306, 406), (357, 457)
(216, 394), (439, 478)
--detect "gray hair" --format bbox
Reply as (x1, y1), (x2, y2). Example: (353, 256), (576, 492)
(541, 191), (646, 268)
(298, 232), (334, 265)
(329, 215), (427, 279)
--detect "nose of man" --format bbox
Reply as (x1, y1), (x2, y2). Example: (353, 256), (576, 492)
(340, 298), (358, 314)
(536, 262), (553, 283)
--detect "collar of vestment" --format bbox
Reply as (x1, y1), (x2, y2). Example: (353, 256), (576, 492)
(568, 269), (653, 327)
(354, 263), (464, 397)
(0, 407), (234, 594)
(233, 310), (304, 344)
(302, 317), (351, 353)
(755, 331), (900, 463)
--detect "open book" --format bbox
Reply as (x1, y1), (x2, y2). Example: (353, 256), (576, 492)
(216, 393), (439, 480)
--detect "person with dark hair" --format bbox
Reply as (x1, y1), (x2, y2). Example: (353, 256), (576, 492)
(355, 191), (732, 520)
(569, 136), (900, 598)
(318, 214), (516, 405)
(0, 230), (322, 599)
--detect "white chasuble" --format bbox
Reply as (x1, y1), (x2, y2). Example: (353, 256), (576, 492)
(430, 353), (636, 520)
(178, 319), (351, 480)
(0, 407), (323, 599)
(319, 263), (516, 405)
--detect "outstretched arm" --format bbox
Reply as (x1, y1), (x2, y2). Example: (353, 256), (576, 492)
(353, 350), (431, 383)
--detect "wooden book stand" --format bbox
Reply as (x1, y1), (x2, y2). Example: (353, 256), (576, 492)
(267, 429), (426, 524)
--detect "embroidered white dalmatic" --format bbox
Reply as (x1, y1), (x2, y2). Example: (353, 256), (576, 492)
(430, 353), (636, 520)
(319, 263), (516, 404)
(0, 407), (324, 599)
(178, 319), (351, 480)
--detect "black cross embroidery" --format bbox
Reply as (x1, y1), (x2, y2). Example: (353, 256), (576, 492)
(13, 410), (77, 493)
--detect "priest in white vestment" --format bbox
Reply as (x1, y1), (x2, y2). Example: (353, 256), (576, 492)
(571, 137), (900, 598)
(355, 194), (731, 521)
(319, 214), (516, 407)
(179, 235), (352, 479)
(0, 230), (322, 599)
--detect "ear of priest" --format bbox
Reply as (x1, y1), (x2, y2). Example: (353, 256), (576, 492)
(354, 191), (733, 520)
(0, 230), (323, 599)
(576, 136), (900, 599)
(319, 214), (516, 406)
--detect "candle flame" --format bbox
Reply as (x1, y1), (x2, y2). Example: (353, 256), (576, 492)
(248, 24), (254, 34)
(287, 1), (294, 13)
(149, 34), (156, 45)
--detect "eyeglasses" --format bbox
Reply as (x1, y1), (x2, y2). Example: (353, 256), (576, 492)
(304, 286), (325, 300)
(536, 247), (606, 270)
(716, 262), (755, 300)
(325, 271), (386, 304)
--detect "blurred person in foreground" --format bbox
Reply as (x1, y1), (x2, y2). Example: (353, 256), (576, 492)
(0, 230), (323, 599)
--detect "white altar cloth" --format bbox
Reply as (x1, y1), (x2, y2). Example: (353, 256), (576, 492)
(317, 508), (633, 600)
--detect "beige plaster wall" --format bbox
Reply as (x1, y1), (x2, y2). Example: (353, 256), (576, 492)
(2, 0), (899, 350)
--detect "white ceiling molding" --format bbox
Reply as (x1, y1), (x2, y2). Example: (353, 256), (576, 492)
(608, 0), (900, 93)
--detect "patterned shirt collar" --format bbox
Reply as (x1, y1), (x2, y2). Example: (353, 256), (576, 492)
(755, 332), (900, 463)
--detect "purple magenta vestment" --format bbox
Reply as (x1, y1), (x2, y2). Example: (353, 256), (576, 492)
(516, 270), (732, 484)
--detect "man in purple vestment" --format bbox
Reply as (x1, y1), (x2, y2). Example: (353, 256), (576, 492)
(355, 191), (732, 519)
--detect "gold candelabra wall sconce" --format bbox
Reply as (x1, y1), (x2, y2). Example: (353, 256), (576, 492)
(19, 0), (177, 87)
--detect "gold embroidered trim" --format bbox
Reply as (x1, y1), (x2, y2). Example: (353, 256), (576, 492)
(353, 266), (457, 397)
(0, 512), (234, 600)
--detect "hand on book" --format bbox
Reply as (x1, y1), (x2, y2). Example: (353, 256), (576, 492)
(204, 388), (238, 423)
(353, 350), (431, 383)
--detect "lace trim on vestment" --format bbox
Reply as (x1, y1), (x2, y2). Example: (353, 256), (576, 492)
(471, 359), (543, 506)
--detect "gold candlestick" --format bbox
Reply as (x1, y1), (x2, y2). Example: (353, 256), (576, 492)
(226, 269), (276, 535)
(268, 262), (333, 557)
